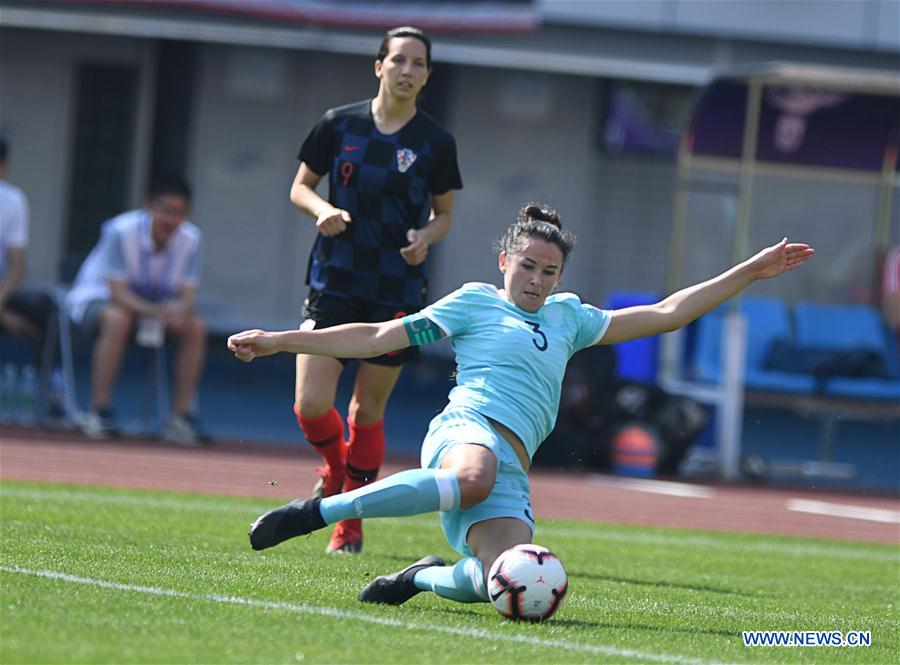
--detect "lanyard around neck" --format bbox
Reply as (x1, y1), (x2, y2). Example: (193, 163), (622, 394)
(136, 212), (176, 301)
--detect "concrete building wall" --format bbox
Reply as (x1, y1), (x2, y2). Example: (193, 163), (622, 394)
(0, 28), (151, 285)
(436, 67), (598, 301)
(1, 10), (896, 327)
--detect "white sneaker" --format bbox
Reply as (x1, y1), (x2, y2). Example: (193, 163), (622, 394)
(79, 409), (118, 439)
(161, 413), (209, 446)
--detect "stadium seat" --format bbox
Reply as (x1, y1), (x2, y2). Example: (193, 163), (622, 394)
(57, 286), (170, 434)
(0, 286), (75, 426)
(693, 297), (816, 393)
(793, 302), (900, 401)
(794, 302), (887, 350)
(605, 291), (659, 383)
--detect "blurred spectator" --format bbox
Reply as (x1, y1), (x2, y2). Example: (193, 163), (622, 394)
(0, 137), (56, 380)
(882, 244), (900, 335)
(66, 175), (208, 445)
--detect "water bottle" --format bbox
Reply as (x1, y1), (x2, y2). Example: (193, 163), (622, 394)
(17, 364), (37, 426)
(48, 367), (67, 419)
(0, 363), (17, 425)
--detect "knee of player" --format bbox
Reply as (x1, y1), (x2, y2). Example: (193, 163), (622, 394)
(347, 400), (386, 425)
(295, 396), (334, 419)
(455, 468), (495, 509)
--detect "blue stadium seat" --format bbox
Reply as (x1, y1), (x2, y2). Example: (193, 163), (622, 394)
(794, 302), (900, 401)
(605, 291), (659, 383)
(693, 297), (816, 393)
(795, 302), (886, 350)
(821, 377), (900, 400)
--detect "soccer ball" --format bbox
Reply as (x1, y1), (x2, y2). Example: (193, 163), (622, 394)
(487, 544), (568, 622)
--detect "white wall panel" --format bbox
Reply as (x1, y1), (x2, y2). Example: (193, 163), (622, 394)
(188, 45), (375, 327)
(0, 29), (146, 283)
(433, 67), (598, 305)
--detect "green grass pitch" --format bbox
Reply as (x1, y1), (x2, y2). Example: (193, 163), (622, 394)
(1, 480), (898, 664)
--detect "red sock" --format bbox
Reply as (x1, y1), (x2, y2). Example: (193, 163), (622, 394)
(344, 418), (386, 492)
(295, 404), (346, 471)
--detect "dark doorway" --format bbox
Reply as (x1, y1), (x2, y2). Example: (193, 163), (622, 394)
(62, 64), (138, 281)
(149, 40), (196, 181)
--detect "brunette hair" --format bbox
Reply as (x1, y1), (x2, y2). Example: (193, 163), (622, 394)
(376, 26), (432, 69)
(495, 202), (576, 265)
(148, 174), (192, 202)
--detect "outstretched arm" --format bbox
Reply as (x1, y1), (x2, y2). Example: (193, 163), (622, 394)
(600, 238), (814, 345)
(228, 318), (410, 362)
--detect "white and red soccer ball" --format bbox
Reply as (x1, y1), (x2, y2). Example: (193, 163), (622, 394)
(487, 544), (568, 622)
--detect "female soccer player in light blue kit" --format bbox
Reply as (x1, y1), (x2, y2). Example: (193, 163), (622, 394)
(228, 203), (814, 607)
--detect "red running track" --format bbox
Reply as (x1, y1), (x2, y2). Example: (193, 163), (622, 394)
(1, 428), (897, 544)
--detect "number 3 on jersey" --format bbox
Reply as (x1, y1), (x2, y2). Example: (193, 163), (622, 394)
(524, 321), (548, 352)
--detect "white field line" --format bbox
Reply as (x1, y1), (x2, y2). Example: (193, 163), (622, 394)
(4, 485), (898, 562)
(786, 499), (900, 524)
(587, 475), (714, 499)
(0, 566), (719, 665)
(0, 485), (268, 513)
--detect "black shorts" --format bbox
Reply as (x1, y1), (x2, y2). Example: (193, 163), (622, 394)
(301, 289), (419, 367)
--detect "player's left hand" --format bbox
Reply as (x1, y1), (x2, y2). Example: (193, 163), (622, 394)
(227, 330), (280, 362)
(748, 238), (815, 280)
(400, 228), (429, 266)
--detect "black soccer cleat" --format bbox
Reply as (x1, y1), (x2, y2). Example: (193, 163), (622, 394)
(358, 555), (445, 605)
(248, 497), (326, 551)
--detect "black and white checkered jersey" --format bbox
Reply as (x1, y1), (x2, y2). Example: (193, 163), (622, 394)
(298, 99), (463, 310)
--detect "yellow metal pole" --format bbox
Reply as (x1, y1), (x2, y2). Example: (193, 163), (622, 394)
(874, 142), (897, 252)
(667, 132), (693, 294)
(734, 80), (763, 267)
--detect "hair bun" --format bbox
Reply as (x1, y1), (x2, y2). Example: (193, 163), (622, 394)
(518, 202), (561, 230)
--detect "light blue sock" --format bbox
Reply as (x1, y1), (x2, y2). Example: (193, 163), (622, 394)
(319, 468), (459, 524)
(412, 557), (488, 603)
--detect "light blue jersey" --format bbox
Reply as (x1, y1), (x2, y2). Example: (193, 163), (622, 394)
(410, 282), (612, 460)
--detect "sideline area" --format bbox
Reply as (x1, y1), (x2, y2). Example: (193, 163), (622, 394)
(1, 428), (896, 545)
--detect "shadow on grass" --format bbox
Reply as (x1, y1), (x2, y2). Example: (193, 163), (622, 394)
(570, 570), (764, 598)
(550, 618), (741, 638)
(428, 605), (741, 638)
(372, 557), (764, 599)
(363, 557), (748, 638)
(377, 553), (449, 567)
(378, 554), (767, 598)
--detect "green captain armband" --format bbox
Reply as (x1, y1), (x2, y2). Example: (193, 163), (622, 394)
(403, 313), (443, 346)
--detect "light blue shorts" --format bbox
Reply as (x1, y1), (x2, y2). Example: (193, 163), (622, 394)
(420, 407), (534, 557)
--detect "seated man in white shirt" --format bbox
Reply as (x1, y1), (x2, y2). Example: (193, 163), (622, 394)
(66, 175), (208, 444)
(0, 137), (57, 401)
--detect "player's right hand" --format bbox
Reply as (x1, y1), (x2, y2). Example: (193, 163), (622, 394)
(227, 330), (279, 362)
(316, 207), (352, 236)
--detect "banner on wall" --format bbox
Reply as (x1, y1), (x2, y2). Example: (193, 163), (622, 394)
(50, 0), (540, 32)
(601, 80), (694, 156)
(690, 79), (900, 172)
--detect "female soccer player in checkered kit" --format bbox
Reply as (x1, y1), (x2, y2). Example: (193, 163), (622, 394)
(230, 203), (813, 607)
(288, 26), (462, 554)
